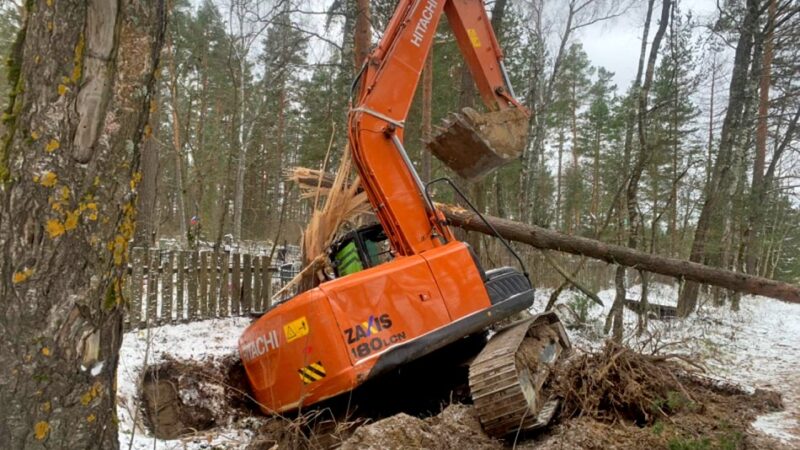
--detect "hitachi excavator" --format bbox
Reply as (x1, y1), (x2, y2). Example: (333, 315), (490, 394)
(239, 0), (570, 437)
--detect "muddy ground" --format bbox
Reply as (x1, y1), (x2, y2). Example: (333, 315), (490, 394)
(139, 341), (792, 450)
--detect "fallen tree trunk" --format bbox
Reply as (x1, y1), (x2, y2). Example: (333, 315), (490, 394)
(290, 168), (800, 304)
(438, 204), (800, 304)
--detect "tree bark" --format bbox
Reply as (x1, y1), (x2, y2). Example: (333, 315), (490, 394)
(678, 0), (760, 317)
(608, 0), (663, 339)
(133, 94), (161, 248)
(421, 52), (433, 182)
(0, 1), (166, 448)
(354, 0), (371, 69)
(166, 37), (189, 246)
(438, 204), (800, 304)
(745, 0), (776, 274)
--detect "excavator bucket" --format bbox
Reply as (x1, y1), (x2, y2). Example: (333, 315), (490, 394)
(427, 107), (528, 181)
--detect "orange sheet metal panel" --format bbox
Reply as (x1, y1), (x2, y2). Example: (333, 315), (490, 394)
(239, 288), (355, 413)
(422, 241), (492, 320)
(321, 254), (452, 375)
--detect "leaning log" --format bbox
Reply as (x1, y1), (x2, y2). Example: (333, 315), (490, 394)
(438, 204), (800, 304)
(289, 168), (800, 304)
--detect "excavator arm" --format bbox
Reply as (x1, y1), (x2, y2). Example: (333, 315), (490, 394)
(347, 0), (528, 257)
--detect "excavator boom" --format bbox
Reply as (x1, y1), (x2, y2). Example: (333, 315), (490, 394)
(349, 0), (529, 256)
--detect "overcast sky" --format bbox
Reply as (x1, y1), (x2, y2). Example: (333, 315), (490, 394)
(578, 0), (720, 90)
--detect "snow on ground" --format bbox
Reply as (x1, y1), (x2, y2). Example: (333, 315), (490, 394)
(117, 317), (252, 449)
(116, 283), (800, 448)
(537, 283), (800, 444)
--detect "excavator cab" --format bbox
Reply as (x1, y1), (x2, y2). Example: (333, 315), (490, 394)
(329, 224), (392, 277)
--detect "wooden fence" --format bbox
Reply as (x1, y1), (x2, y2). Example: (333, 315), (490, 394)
(124, 247), (298, 330)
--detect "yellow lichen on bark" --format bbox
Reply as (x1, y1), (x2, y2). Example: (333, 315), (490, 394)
(39, 171), (57, 187)
(64, 210), (79, 231)
(110, 200), (136, 265)
(12, 268), (34, 284)
(80, 202), (98, 220)
(87, 413), (96, 423)
(41, 347), (51, 356)
(58, 84), (68, 96)
(80, 381), (103, 406)
(45, 139), (60, 153)
(34, 421), (49, 440)
(129, 172), (142, 190)
(46, 219), (65, 238)
(41, 401), (51, 413)
(72, 33), (85, 83)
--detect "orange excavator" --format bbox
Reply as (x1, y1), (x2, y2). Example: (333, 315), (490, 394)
(239, 0), (570, 437)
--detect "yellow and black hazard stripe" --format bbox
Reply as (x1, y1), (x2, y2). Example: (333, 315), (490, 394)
(298, 361), (326, 385)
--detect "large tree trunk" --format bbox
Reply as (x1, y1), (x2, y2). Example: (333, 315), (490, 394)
(421, 52), (433, 182)
(438, 204), (800, 304)
(133, 93), (161, 247)
(0, 1), (165, 448)
(608, 0), (662, 339)
(292, 171), (800, 303)
(745, 0), (776, 274)
(232, 54), (247, 241)
(354, 0), (371, 69)
(678, 0), (760, 317)
(166, 37), (189, 246)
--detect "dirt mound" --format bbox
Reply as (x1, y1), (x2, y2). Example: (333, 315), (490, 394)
(341, 404), (501, 450)
(139, 343), (789, 449)
(140, 354), (255, 439)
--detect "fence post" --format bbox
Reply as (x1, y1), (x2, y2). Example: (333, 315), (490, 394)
(188, 251), (199, 321)
(146, 248), (159, 327)
(260, 256), (270, 311)
(209, 251), (219, 317)
(220, 251), (230, 317)
(129, 248), (145, 329)
(161, 251), (174, 324)
(176, 251), (185, 321)
(252, 256), (262, 312)
(199, 252), (209, 319)
(242, 254), (252, 314)
(231, 252), (241, 315)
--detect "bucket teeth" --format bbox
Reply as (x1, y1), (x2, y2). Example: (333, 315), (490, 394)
(426, 107), (528, 181)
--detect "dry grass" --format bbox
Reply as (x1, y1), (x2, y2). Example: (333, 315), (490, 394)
(555, 341), (706, 425)
(281, 152), (372, 294)
(545, 341), (788, 449)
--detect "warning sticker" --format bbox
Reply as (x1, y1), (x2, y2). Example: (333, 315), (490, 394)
(298, 361), (326, 385)
(283, 316), (310, 343)
(467, 28), (482, 48)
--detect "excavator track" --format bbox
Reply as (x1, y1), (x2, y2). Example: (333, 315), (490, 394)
(468, 313), (571, 437)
